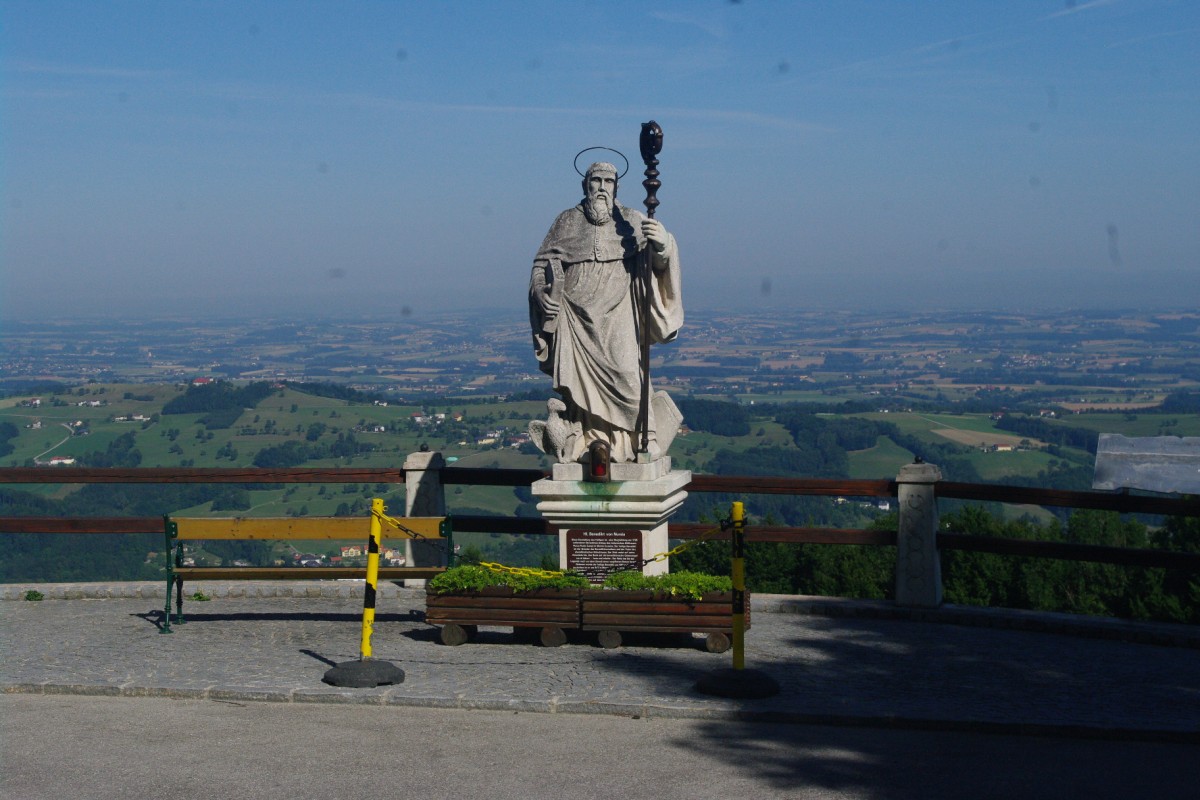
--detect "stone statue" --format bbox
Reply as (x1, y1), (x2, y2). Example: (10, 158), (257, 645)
(528, 161), (683, 464)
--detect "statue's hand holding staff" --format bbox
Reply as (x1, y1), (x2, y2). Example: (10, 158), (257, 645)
(642, 218), (668, 255)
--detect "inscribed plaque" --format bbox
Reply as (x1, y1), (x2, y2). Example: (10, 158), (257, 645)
(566, 529), (643, 583)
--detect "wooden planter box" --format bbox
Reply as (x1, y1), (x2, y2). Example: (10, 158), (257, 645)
(425, 587), (581, 647)
(581, 590), (751, 653)
(425, 587), (748, 652)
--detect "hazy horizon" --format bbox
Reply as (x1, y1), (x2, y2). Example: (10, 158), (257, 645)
(3, 1), (1197, 320)
(5, 288), (1198, 327)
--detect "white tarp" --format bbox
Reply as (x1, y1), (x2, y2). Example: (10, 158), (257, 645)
(1092, 434), (1200, 494)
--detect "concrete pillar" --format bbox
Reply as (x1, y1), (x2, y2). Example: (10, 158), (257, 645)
(895, 461), (942, 608)
(403, 450), (447, 585)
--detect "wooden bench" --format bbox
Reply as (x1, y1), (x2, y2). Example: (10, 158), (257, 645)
(163, 514), (450, 631)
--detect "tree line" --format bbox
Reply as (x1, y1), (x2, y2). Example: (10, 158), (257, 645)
(0, 483), (223, 582)
(251, 433), (376, 467)
(674, 506), (1200, 625)
(161, 381), (275, 415)
(0, 421), (18, 458)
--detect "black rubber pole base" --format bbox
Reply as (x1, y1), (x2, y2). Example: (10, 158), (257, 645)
(322, 658), (405, 688)
(694, 667), (780, 699)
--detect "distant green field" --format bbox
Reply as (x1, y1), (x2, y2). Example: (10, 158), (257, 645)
(671, 430), (736, 473)
(460, 447), (544, 469)
(1050, 413), (1200, 437)
(448, 484), (523, 516)
(734, 391), (839, 404)
(920, 413), (1004, 435)
(853, 412), (962, 444)
(750, 419), (797, 448)
(847, 436), (915, 479)
(467, 399), (546, 418)
(965, 448), (1059, 482)
(853, 411), (1055, 451)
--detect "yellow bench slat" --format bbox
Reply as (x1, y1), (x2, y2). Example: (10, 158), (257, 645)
(171, 516), (446, 540)
(173, 567), (446, 580)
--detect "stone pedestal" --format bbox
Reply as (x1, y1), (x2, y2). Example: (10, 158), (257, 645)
(532, 457), (690, 582)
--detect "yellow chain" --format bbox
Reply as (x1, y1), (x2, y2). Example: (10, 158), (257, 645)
(373, 508), (431, 541)
(642, 524), (726, 564)
(479, 562), (569, 579)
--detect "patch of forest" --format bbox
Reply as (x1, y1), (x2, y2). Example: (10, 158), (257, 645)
(674, 507), (1200, 625)
(1, 483), (225, 582)
(161, 381), (275, 415)
(0, 421), (18, 458)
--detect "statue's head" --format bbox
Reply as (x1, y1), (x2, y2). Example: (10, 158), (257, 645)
(582, 161), (618, 223)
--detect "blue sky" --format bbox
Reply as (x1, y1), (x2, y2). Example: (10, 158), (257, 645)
(2, 0), (1197, 319)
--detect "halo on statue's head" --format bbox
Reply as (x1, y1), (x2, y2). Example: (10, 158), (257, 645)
(573, 147), (629, 179)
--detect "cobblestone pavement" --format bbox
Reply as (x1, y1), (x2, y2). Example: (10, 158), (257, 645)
(3, 582), (1198, 740)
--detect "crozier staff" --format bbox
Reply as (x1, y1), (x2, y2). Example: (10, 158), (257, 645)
(528, 160), (683, 464)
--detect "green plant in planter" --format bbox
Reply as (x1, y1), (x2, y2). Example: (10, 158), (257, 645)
(23, 589), (45, 601)
(428, 564), (589, 594)
(601, 570), (732, 600)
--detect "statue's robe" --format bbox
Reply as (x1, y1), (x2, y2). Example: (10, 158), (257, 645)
(529, 203), (682, 463)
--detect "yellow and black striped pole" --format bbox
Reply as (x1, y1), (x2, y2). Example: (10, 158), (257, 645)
(694, 499), (779, 698)
(359, 497), (385, 659)
(730, 500), (747, 671)
(322, 499), (405, 688)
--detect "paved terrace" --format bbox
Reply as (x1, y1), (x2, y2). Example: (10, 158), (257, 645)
(3, 581), (1198, 742)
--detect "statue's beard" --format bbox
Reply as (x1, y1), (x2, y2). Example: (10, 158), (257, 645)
(583, 194), (612, 225)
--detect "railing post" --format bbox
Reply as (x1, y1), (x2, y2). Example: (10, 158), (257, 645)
(895, 460), (943, 608)
(403, 450), (447, 586)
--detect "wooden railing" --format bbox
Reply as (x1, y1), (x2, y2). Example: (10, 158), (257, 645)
(2, 465), (1198, 578)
